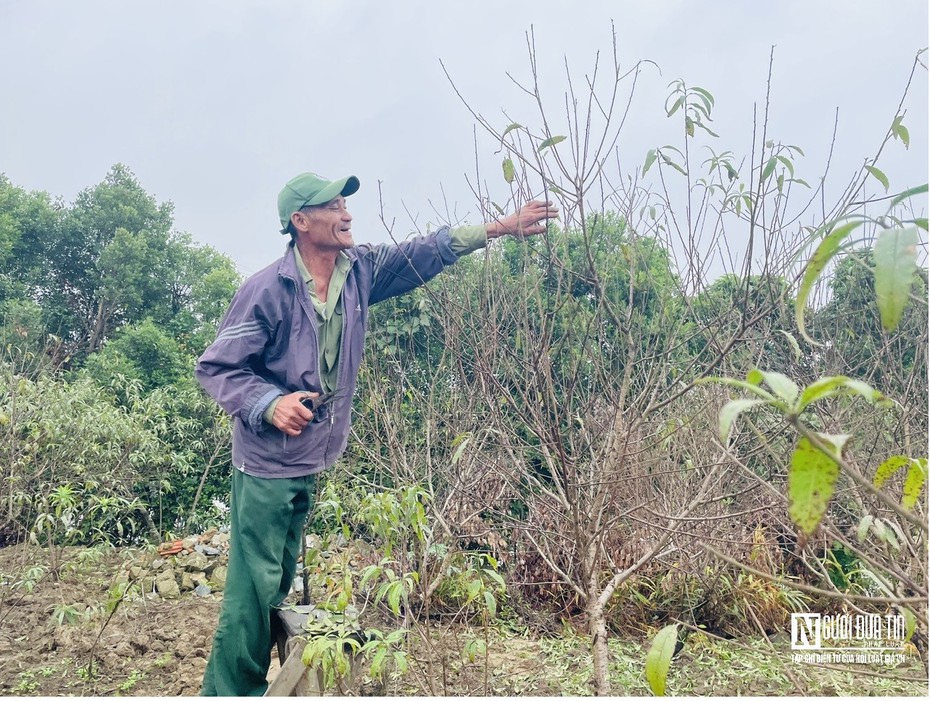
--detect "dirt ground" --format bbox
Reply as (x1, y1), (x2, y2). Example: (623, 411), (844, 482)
(0, 545), (219, 696)
(0, 543), (558, 697)
(1, 543), (927, 697)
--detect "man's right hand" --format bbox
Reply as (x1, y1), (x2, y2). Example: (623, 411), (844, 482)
(271, 392), (317, 436)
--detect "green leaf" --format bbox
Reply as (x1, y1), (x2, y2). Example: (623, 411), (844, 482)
(856, 514), (874, 542)
(788, 435), (846, 535)
(798, 375), (881, 412)
(901, 458), (927, 509)
(387, 582), (402, 615)
(719, 398), (768, 444)
(891, 116), (910, 149)
(779, 330), (802, 361)
(889, 183), (927, 208)
(369, 647), (387, 679)
(666, 95), (685, 117)
(725, 163), (739, 181)
(762, 157), (777, 181)
(451, 436), (471, 465)
(483, 590), (497, 617)
(502, 122), (522, 138)
(873, 455), (911, 488)
(874, 227), (918, 331)
(864, 165), (890, 192)
(685, 116), (695, 137)
(795, 219), (864, 344)
(695, 376), (776, 403)
(776, 155), (795, 178)
(643, 149), (658, 177)
(691, 86), (715, 109)
(758, 370), (799, 404)
(645, 624), (678, 696)
(502, 158), (515, 184)
(537, 135), (567, 152)
(660, 153), (688, 176)
(913, 217), (928, 231)
(899, 606), (917, 642)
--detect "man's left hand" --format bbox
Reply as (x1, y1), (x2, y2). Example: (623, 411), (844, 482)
(486, 200), (559, 239)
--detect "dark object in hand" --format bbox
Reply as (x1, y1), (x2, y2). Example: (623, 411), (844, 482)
(300, 389), (343, 423)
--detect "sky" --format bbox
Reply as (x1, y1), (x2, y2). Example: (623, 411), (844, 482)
(1, 0), (927, 277)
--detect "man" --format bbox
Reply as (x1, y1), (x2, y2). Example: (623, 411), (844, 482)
(195, 171), (557, 695)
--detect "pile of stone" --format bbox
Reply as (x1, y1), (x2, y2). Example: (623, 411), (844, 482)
(120, 527), (231, 601)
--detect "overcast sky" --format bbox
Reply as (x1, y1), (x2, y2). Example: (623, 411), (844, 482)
(1, 0), (927, 277)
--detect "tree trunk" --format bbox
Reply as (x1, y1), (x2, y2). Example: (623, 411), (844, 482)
(589, 594), (612, 695)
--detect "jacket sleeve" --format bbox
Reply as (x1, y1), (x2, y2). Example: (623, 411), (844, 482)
(365, 226), (460, 305)
(195, 283), (283, 432)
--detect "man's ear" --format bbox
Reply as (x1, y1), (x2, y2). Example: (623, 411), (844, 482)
(290, 211), (306, 233)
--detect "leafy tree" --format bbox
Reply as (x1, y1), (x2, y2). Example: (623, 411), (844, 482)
(81, 318), (192, 394)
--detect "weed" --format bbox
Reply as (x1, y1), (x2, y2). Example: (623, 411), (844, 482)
(50, 603), (82, 626)
(12, 670), (39, 694)
(153, 651), (174, 668)
(118, 669), (146, 692)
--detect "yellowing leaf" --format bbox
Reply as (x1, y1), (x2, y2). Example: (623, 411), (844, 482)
(901, 458), (928, 509)
(788, 436), (843, 535)
(873, 455), (911, 488)
(502, 158), (515, 184)
(537, 135), (567, 152)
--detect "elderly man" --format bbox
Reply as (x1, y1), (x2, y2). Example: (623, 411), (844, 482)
(195, 171), (557, 695)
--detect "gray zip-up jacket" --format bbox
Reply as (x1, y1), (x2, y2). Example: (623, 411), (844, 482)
(195, 227), (460, 478)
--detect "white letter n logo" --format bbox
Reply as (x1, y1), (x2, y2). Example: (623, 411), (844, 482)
(791, 613), (821, 649)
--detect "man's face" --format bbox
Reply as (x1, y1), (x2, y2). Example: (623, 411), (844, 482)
(294, 196), (353, 251)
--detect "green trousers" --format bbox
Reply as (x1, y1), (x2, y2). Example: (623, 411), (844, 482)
(201, 469), (317, 696)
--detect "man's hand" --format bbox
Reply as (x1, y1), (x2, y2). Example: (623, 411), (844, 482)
(486, 200), (559, 239)
(271, 392), (316, 436)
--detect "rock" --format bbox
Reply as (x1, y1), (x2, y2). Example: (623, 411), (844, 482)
(180, 572), (196, 591)
(210, 565), (228, 591)
(155, 567), (176, 583)
(202, 528), (218, 540)
(180, 552), (211, 572)
(182, 537), (199, 550)
(191, 572), (207, 586)
(201, 546), (221, 557)
(194, 583), (212, 597)
(210, 532), (230, 546)
(156, 575), (181, 600)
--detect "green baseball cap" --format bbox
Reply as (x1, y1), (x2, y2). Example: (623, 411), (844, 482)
(277, 172), (360, 234)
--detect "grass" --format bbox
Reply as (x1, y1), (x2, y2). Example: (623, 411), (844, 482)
(538, 627), (927, 696)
